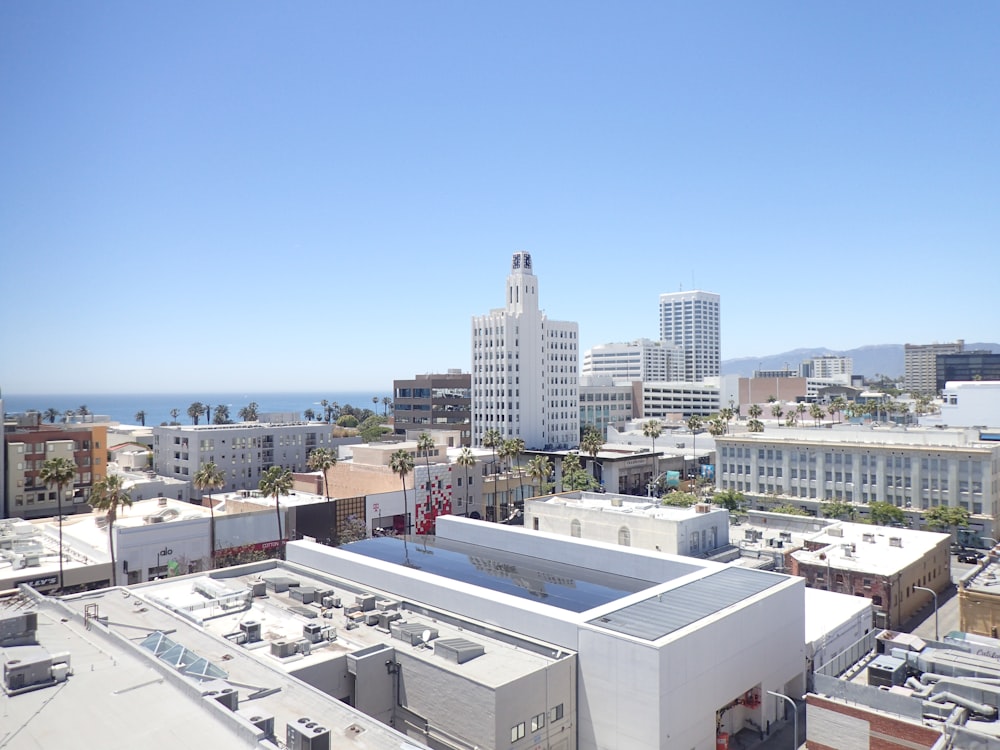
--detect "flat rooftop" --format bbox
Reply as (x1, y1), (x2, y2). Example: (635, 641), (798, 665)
(343, 535), (677, 612)
(531, 491), (727, 522)
(791, 524), (948, 575)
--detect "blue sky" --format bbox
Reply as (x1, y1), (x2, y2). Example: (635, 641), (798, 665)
(2, 2), (998, 394)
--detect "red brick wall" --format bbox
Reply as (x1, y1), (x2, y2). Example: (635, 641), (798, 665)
(806, 695), (940, 750)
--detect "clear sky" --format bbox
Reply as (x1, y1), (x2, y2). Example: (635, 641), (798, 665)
(2, 2), (998, 395)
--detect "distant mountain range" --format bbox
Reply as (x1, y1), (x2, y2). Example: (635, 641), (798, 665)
(722, 343), (1000, 379)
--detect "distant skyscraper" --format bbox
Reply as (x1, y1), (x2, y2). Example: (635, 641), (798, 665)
(658, 290), (721, 382)
(904, 340), (964, 395)
(471, 252), (579, 450)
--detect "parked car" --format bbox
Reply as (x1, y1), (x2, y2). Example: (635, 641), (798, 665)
(958, 551), (984, 564)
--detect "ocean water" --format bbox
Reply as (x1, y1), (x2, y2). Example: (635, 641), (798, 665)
(1, 391), (390, 426)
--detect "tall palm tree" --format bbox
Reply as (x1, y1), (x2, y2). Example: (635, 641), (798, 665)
(44, 407), (59, 424)
(810, 403), (825, 426)
(686, 415), (703, 480)
(320, 399), (329, 422)
(719, 407), (734, 434)
(89, 473), (133, 586)
(748, 403), (762, 420)
(372, 396), (379, 414)
(307, 447), (338, 543)
(581, 427), (604, 489)
(77, 404), (90, 419)
(416, 432), (436, 533)
(389, 448), (415, 535)
(187, 401), (206, 425)
(507, 438), (525, 506)
(382, 396), (392, 416)
(526, 455), (552, 497)
(303, 408), (316, 421)
(205, 404), (213, 424)
(213, 404), (231, 424)
(238, 402), (259, 422)
(643, 419), (663, 484)
(194, 461), (225, 561)
(170, 408), (180, 423)
(748, 418), (765, 433)
(770, 403), (784, 423)
(482, 428), (502, 476)
(259, 466), (293, 555)
(134, 410), (147, 426)
(796, 402), (807, 424)
(63, 409), (75, 423)
(456, 447), (477, 516)
(39, 456), (76, 591)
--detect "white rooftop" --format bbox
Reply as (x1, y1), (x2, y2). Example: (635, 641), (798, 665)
(533, 491), (725, 521)
(791, 522), (949, 575)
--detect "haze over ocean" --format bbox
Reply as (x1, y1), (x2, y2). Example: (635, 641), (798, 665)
(1, 392), (386, 427)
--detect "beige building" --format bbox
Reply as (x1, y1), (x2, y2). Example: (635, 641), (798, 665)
(904, 339), (964, 395)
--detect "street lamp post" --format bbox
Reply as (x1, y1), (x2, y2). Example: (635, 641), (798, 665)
(766, 690), (797, 750)
(914, 585), (939, 641)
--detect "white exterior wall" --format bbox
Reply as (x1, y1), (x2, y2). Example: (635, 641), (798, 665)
(577, 575), (805, 750)
(940, 381), (1000, 428)
(527, 500), (729, 556)
(582, 339), (682, 381)
(472, 252), (579, 450)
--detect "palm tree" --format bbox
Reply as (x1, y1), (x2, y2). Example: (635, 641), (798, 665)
(44, 407), (59, 424)
(238, 402), (259, 422)
(642, 419), (662, 482)
(170, 408), (180, 423)
(303, 408), (316, 421)
(686, 415), (703, 480)
(796, 402), (807, 424)
(89, 473), (133, 586)
(134, 410), (147, 426)
(810, 403), (825, 426)
(320, 399), (329, 422)
(372, 396), (379, 415)
(382, 396), (392, 416)
(483, 428), (502, 477)
(416, 433), (436, 533)
(456, 447), (477, 516)
(526, 455), (552, 497)
(748, 403), (763, 420)
(258, 466), (293, 554)
(63, 409), (75, 423)
(581, 427), (604, 489)
(770, 403), (784, 423)
(719, 407), (734, 434)
(187, 401), (206, 425)
(307, 447), (337, 544)
(213, 404), (231, 424)
(748, 418), (765, 433)
(708, 417), (726, 437)
(194, 461), (225, 561)
(39, 456), (76, 591)
(205, 404), (213, 424)
(389, 448), (415, 535)
(77, 404), (90, 419)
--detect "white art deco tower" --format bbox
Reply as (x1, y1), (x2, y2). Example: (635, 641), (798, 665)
(472, 252), (579, 450)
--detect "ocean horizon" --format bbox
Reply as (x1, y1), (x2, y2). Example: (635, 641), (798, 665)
(1, 391), (390, 427)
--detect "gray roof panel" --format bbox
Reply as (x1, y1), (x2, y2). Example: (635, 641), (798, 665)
(587, 567), (785, 641)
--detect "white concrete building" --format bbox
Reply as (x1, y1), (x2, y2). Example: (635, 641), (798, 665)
(287, 515), (806, 750)
(936, 380), (1000, 428)
(802, 355), (853, 380)
(526, 491), (730, 557)
(578, 375), (634, 436)
(658, 289), (721, 382)
(471, 252), (579, 450)
(715, 425), (1000, 537)
(636, 379), (721, 418)
(152, 421), (357, 497)
(581, 338), (683, 381)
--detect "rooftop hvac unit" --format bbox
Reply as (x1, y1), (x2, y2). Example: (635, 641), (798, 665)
(290, 587), (317, 604)
(321, 595), (341, 609)
(744, 529), (761, 542)
(828, 527), (844, 538)
(694, 503), (711, 514)
(303, 623), (323, 643)
(249, 580), (267, 598)
(355, 594), (376, 612)
(270, 640), (297, 659)
(376, 599), (399, 612)
(611, 497), (623, 507)
(863, 533), (876, 543)
(376, 611), (401, 629)
(890, 537), (903, 548)
(240, 620), (261, 644)
(868, 655), (906, 688)
(286, 717), (331, 750)
(779, 531), (792, 541)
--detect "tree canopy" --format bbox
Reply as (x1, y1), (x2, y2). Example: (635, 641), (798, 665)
(867, 501), (905, 527)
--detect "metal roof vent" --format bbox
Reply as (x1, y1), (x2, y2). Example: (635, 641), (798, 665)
(434, 637), (485, 664)
(889, 536), (903, 548)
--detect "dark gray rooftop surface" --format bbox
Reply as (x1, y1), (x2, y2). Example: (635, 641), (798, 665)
(343, 536), (702, 612)
(586, 566), (785, 641)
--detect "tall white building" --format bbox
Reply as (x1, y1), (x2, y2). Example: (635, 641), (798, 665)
(905, 339), (965, 394)
(582, 338), (684, 381)
(658, 290), (721, 382)
(471, 252), (579, 450)
(802, 355), (853, 379)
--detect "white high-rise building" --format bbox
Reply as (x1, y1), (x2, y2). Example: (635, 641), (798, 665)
(658, 290), (721, 382)
(471, 252), (579, 450)
(582, 338), (685, 381)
